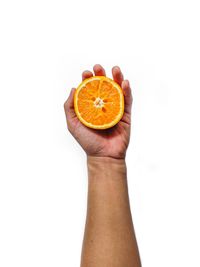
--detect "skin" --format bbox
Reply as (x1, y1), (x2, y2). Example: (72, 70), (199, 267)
(64, 64), (142, 267)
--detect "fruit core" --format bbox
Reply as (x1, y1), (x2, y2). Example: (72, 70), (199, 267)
(94, 97), (104, 108)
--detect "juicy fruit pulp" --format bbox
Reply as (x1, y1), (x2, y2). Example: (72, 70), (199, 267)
(74, 76), (124, 129)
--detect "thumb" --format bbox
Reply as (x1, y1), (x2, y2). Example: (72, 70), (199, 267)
(64, 88), (76, 129)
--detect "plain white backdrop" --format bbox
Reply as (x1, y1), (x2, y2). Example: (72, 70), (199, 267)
(0, 0), (200, 266)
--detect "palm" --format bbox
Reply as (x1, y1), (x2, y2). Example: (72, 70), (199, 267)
(64, 65), (132, 160)
(71, 112), (131, 159)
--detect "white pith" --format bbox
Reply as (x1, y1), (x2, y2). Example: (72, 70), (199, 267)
(94, 97), (104, 108)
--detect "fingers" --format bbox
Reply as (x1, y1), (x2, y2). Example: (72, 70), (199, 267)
(82, 70), (93, 81)
(82, 64), (106, 81)
(112, 66), (124, 86)
(81, 65), (132, 115)
(93, 64), (106, 76)
(112, 66), (132, 115)
(121, 80), (133, 114)
(82, 65), (124, 83)
(64, 88), (76, 131)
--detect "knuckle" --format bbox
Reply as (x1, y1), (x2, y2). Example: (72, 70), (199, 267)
(66, 120), (72, 133)
(129, 93), (133, 102)
(64, 101), (68, 110)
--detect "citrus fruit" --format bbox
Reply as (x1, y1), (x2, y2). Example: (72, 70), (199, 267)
(74, 76), (124, 129)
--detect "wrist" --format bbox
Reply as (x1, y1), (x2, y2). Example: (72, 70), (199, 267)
(87, 155), (126, 164)
(87, 156), (127, 179)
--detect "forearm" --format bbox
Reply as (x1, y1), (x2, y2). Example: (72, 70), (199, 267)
(81, 156), (141, 267)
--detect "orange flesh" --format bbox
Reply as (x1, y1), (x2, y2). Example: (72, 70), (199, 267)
(74, 77), (124, 129)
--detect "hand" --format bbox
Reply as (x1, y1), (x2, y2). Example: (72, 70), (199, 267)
(64, 64), (133, 159)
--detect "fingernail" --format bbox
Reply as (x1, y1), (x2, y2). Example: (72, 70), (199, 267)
(113, 66), (120, 71)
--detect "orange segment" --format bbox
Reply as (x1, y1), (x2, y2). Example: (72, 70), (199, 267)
(74, 76), (124, 129)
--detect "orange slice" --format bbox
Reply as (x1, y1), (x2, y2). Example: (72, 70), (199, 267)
(74, 76), (124, 129)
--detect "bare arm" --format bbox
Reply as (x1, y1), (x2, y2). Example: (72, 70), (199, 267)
(81, 156), (141, 267)
(64, 64), (141, 267)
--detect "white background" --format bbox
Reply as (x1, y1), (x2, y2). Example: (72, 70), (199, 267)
(0, 0), (200, 266)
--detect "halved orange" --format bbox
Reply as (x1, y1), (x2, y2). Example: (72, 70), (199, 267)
(74, 76), (124, 129)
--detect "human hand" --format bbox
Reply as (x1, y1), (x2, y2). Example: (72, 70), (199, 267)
(64, 64), (133, 160)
